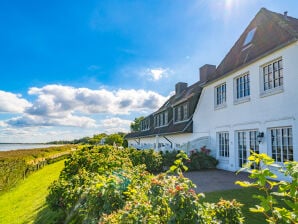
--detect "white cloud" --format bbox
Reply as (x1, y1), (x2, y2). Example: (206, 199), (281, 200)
(0, 127), (92, 143)
(148, 68), (168, 81)
(27, 84), (168, 116)
(1, 84), (169, 129)
(99, 117), (131, 133)
(6, 114), (97, 128)
(0, 90), (32, 113)
(0, 121), (8, 127)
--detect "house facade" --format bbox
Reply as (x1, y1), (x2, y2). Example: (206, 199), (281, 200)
(125, 81), (209, 153)
(126, 8), (298, 178)
(193, 8), (298, 176)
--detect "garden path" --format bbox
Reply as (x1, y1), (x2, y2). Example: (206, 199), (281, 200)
(184, 169), (251, 193)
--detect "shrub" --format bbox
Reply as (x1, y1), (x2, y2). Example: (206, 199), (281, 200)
(128, 148), (163, 173)
(186, 147), (218, 171)
(236, 152), (298, 224)
(99, 151), (243, 224)
(47, 146), (244, 223)
(200, 199), (244, 224)
(160, 150), (179, 168)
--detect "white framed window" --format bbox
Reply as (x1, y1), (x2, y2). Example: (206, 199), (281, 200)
(215, 83), (226, 108)
(177, 107), (181, 121)
(164, 111), (168, 125)
(218, 132), (229, 157)
(261, 58), (283, 96)
(270, 127), (293, 162)
(234, 73), (250, 103)
(173, 102), (189, 123)
(183, 104), (188, 120)
(154, 111), (168, 128)
(140, 118), (150, 131)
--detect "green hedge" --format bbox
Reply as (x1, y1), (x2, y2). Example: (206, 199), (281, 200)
(161, 147), (218, 171)
(47, 147), (244, 223)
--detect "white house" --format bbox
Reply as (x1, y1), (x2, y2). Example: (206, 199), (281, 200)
(125, 81), (209, 153)
(126, 8), (298, 178)
(193, 8), (298, 177)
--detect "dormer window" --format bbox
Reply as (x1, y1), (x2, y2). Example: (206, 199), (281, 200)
(173, 102), (189, 123)
(140, 118), (150, 131)
(154, 111), (168, 128)
(243, 27), (256, 47)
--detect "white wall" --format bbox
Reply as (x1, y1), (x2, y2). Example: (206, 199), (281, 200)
(127, 131), (209, 152)
(193, 41), (298, 175)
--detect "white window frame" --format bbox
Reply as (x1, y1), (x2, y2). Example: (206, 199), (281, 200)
(154, 111), (169, 128)
(140, 118), (150, 131)
(215, 83), (227, 109)
(260, 57), (283, 97)
(183, 103), (188, 120)
(236, 130), (259, 169)
(173, 102), (189, 124)
(269, 127), (293, 163)
(234, 72), (250, 104)
(217, 132), (229, 158)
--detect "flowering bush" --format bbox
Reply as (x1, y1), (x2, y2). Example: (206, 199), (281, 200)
(186, 147), (218, 171)
(47, 146), (243, 223)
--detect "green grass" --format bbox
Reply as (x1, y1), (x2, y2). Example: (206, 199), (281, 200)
(0, 160), (65, 224)
(203, 188), (275, 224)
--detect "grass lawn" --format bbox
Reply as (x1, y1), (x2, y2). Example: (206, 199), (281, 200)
(0, 160), (65, 224)
(203, 188), (272, 224)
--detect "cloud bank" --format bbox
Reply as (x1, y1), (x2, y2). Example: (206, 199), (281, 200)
(0, 91), (31, 113)
(1, 85), (169, 129)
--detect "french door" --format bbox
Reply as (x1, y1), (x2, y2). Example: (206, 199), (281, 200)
(237, 130), (259, 168)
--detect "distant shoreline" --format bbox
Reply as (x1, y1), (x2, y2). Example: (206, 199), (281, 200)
(0, 143), (53, 144)
(0, 143), (65, 152)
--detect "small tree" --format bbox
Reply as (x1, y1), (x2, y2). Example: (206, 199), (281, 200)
(130, 116), (144, 132)
(105, 134), (124, 146)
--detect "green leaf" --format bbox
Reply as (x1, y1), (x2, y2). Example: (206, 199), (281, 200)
(169, 165), (177, 172)
(250, 205), (265, 213)
(235, 181), (255, 187)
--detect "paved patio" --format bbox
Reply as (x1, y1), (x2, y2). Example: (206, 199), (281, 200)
(184, 169), (251, 193)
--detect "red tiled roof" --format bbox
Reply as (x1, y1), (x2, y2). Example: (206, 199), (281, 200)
(208, 8), (298, 83)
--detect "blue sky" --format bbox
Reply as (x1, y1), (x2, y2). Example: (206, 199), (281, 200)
(0, 0), (297, 142)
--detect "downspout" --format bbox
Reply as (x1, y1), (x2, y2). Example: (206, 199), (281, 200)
(134, 138), (140, 144)
(163, 136), (173, 149)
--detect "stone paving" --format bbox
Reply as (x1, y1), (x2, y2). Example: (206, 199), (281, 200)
(184, 169), (251, 193)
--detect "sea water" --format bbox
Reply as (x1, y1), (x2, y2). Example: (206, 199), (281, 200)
(0, 144), (62, 151)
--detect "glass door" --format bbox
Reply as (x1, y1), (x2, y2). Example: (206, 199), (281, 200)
(237, 130), (259, 169)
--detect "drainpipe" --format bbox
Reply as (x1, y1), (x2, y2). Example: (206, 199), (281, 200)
(134, 138), (140, 144)
(163, 136), (173, 149)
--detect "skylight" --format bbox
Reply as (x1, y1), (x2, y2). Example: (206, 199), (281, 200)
(243, 27), (257, 46)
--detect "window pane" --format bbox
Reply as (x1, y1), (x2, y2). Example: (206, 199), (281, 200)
(270, 127), (292, 162)
(263, 59), (283, 91)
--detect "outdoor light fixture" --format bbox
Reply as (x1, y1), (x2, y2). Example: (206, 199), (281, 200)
(257, 132), (264, 144)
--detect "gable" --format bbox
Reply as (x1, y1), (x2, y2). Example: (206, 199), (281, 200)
(208, 8), (298, 83)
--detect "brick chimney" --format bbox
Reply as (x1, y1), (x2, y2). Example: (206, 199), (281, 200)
(175, 82), (188, 95)
(284, 11), (288, 20)
(199, 64), (216, 83)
